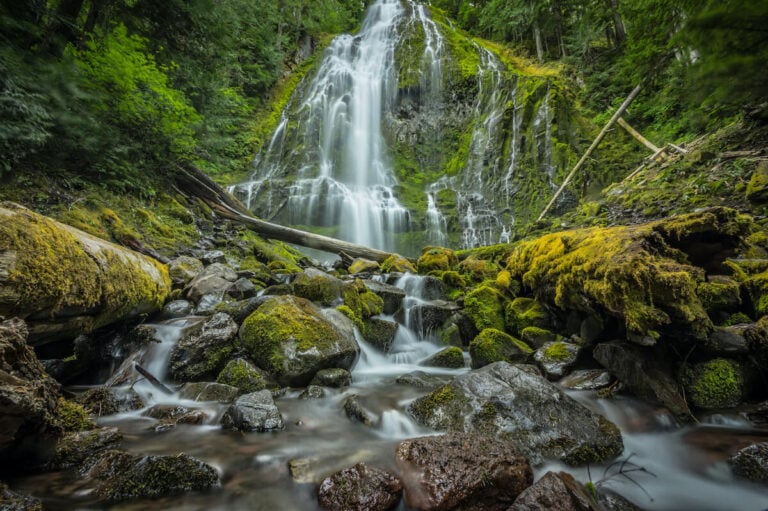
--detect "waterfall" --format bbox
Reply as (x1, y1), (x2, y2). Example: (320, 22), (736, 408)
(534, 87), (556, 187)
(425, 192), (448, 246)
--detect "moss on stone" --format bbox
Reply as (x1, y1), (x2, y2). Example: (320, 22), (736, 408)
(380, 254), (416, 273)
(342, 279), (384, 320)
(543, 341), (570, 361)
(423, 346), (465, 369)
(469, 328), (532, 369)
(408, 384), (468, 429)
(417, 246), (457, 273)
(457, 256), (498, 283)
(464, 284), (508, 332)
(683, 358), (743, 409)
(697, 277), (741, 313)
(216, 358), (271, 394)
(505, 297), (550, 336)
(293, 270), (342, 306)
(746, 161), (768, 204)
(336, 304), (364, 331)
(54, 398), (94, 432)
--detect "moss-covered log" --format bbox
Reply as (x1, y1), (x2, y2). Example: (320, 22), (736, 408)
(0, 202), (171, 344)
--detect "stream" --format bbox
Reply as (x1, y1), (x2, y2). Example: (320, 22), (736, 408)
(11, 274), (768, 510)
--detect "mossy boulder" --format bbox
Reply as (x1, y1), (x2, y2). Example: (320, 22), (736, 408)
(292, 268), (343, 306)
(464, 285), (508, 332)
(457, 256), (499, 283)
(220, 390), (284, 432)
(216, 358), (276, 394)
(167, 256), (204, 288)
(363, 281), (406, 315)
(408, 362), (624, 465)
(380, 254), (416, 273)
(697, 276), (741, 314)
(421, 346), (465, 369)
(746, 161), (768, 204)
(239, 295), (359, 386)
(683, 358), (745, 409)
(417, 246), (457, 273)
(534, 341), (581, 380)
(77, 387), (144, 417)
(348, 258), (380, 274)
(168, 313), (239, 382)
(342, 279), (384, 320)
(505, 298), (550, 336)
(469, 328), (533, 369)
(520, 326), (561, 349)
(0, 203), (171, 344)
(361, 317), (399, 352)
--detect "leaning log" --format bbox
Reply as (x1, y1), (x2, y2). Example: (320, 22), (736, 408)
(173, 165), (395, 263)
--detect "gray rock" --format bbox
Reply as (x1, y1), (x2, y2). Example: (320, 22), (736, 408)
(593, 341), (693, 421)
(201, 250), (226, 265)
(408, 362), (624, 465)
(161, 299), (194, 319)
(0, 483), (42, 511)
(361, 317), (398, 352)
(364, 280), (406, 315)
(198, 262), (238, 282)
(396, 432), (532, 510)
(705, 325), (750, 354)
(728, 442), (768, 485)
(318, 463), (403, 511)
(343, 394), (377, 426)
(50, 427), (122, 469)
(221, 390), (284, 432)
(216, 358), (276, 394)
(167, 256), (204, 287)
(559, 370), (614, 391)
(226, 277), (257, 300)
(420, 346), (465, 369)
(194, 292), (225, 315)
(509, 471), (592, 511)
(311, 368), (352, 388)
(84, 450), (219, 500)
(168, 312), (238, 382)
(534, 341), (582, 379)
(409, 300), (461, 338)
(177, 382), (239, 403)
(299, 385), (326, 399)
(77, 387), (144, 416)
(185, 275), (231, 304)
(395, 370), (450, 389)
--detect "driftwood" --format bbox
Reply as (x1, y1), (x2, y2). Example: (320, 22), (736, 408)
(538, 84), (642, 221)
(134, 363), (174, 395)
(173, 165), (395, 263)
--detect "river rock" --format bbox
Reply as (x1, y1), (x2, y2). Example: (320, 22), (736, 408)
(0, 483), (42, 511)
(160, 299), (194, 319)
(362, 317), (399, 352)
(184, 263), (238, 303)
(559, 370), (614, 391)
(593, 341), (692, 421)
(469, 328), (532, 368)
(293, 268), (344, 306)
(534, 340), (582, 379)
(318, 463), (403, 511)
(50, 427), (122, 469)
(409, 300), (461, 337)
(311, 368), (352, 388)
(509, 471), (592, 511)
(226, 277), (257, 300)
(239, 295), (360, 386)
(84, 449), (219, 500)
(395, 370), (450, 389)
(0, 318), (61, 461)
(299, 385), (326, 399)
(220, 390), (284, 432)
(168, 256), (204, 287)
(343, 394), (377, 426)
(396, 431), (533, 510)
(364, 280), (406, 315)
(408, 362), (624, 465)
(168, 312), (238, 382)
(728, 442), (768, 485)
(77, 387), (144, 416)
(420, 346), (465, 368)
(348, 258), (380, 274)
(0, 203), (171, 344)
(216, 358), (276, 394)
(177, 382), (239, 403)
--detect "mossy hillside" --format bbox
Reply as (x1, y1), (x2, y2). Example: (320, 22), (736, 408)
(469, 328), (532, 369)
(457, 256), (499, 283)
(683, 358), (744, 409)
(464, 284), (508, 332)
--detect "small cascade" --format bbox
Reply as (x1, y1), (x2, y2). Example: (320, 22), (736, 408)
(458, 193), (500, 249)
(425, 191), (448, 246)
(503, 82), (523, 201)
(412, 1), (444, 99)
(533, 86), (556, 187)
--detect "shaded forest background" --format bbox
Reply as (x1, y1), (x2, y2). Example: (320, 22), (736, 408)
(1, 0), (766, 198)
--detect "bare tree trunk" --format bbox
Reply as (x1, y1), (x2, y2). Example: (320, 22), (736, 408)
(533, 21), (544, 62)
(608, 0), (627, 46)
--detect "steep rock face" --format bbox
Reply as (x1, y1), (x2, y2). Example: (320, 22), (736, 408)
(0, 202), (171, 344)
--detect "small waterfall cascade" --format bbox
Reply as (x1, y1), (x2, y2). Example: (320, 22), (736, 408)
(503, 82), (523, 201)
(425, 191), (448, 246)
(534, 86), (556, 187)
(412, 2), (444, 100)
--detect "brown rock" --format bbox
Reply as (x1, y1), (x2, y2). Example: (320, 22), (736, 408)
(318, 463), (403, 511)
(509, 471), (592, 511)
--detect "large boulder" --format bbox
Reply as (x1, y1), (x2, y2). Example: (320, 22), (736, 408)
(84, 450), (219, 501)
(318, 463), (402, 511)
(0, 203), (171, 344)
(220, 390), (284, 432)
(168, 313), (238, 382)
(408, 362), (624, 465)
(0, 318), (61, 460)
(534, 340), (582, 380)
(239, 295), (359, 386)
(293, 268), (343, 306)
(361, 317), (399, 352)
(395, 432), (532, 510)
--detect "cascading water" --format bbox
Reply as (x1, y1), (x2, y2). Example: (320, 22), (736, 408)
(534, 86), (556, 188)
(425, 191), (448, 245)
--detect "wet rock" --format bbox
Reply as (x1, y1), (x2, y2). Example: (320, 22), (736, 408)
(318, 463), (403, 511)
(534, 341), (582, 380)
(177, 382), (239, 403)
(160, 299), (194, 319)
(201, 250), (226, 265)
(395, 371), (449, 389)
(216, 358), (276, 394)
(143, 405), (207, 428)
(0, 318), (61, 460)
(410, 300), (461, 338)
(168, 312), (238, 382)
(408, 362), (624, 465)
(311, 368), (351, 388)
(348, 258), (381, 274)
(0, 483), (42, 511)
(226, 278), (257, 300)
(50, 427), (122, 469)
(593, 341), (693, 421)
(221, 390), (284, 432)
(77, 387), (144, 416)
(469, 328), (532, 369)
(194, 293), (225, 315)
(184, 263), (238, 303)
(362, 317), (399, 352)
(364, 280), (406, 315)
(168, 256), (204, 288)
(216, 295), (272, 324)
(682, 357), (745, 409)
(705, 325), (750, 354)
(293, 268), (344, 306)
(420, 346), (465, 369)
(84, 449), (219, 501)
(438, 312), (479, 347)
(343, 394), (377, 426)
(520, 326), (562, 349)
(509, 471), (592, 511)
(559, 370), (614, 391)
(197, 262), (238, 282)
(396, 431), (532, 510)
(380, 254), (416, 273)
(299, 385), (326, 399)
(239, 296), (360, 387)
(728, 442), (768, 485)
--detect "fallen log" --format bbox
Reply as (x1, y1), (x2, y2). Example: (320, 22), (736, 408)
(617, 117), (660, 153)
(173, 165), (396, 263)
(134, 363), (174, 395)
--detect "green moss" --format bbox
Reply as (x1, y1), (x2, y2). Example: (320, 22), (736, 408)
(408, 384), (468, 429)
(469, 328), (532, 369)
(424, 346), (465, 369)
(697, 278), (741, 313)
(464, 285), (508, 332)
(380, 254), (417, 273)
(683, 358), (743, 409)
(520, 326), (560, 348)
(505, 297), (550, 336)
(250, 234), (303, 273)
(293, 271), (342, 306)
(336, 304), (364, 331)
(55, 398), (94, 432)
(543, 341), (570, 361)
(342, 279), (384, 320)
(216, 358), (271, 394)
(746, 161), (768, 204)
(417, 246), (457, 273)
(457, 256), (498, 283)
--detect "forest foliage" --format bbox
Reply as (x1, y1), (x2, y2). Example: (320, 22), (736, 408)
(1, 0), (766, 194)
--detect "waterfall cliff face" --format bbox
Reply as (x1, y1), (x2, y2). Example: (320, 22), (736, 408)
(232, 0), (583, 255)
